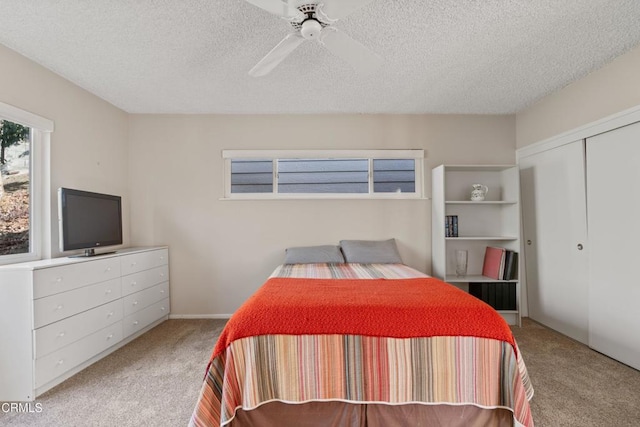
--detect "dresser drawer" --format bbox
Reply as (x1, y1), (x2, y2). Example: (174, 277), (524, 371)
(120, 249), (168, 276)
(34, 299), (124, 359)
(35, 321), (123, 389)
(34, 278), (121, 328)
(121, 265), (168, 296)
(33, 257), (120, 299)
(123, 298), (170, 337)
(123, 282), (169, 317)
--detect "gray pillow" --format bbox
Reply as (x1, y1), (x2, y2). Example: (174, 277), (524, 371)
(283, 245), (345, 264)
(339, 239), (403, 264)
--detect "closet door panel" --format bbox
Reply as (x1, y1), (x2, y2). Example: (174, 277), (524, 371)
(519, 140), (589, 343)
(587, 121), (640, 370)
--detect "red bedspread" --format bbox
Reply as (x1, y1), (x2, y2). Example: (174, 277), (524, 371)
(212, 277), (515, 359)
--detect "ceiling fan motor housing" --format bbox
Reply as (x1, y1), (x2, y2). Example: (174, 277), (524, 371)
(289, 3), (329, 34)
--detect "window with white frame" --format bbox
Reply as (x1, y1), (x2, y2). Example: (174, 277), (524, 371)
(0, 101), (53, 265)
(223, 150), (424, 199)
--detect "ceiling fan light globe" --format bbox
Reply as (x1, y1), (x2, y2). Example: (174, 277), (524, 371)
(300, 19), (322, 40)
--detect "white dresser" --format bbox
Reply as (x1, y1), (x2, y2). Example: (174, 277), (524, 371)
(0, 247), (169, 401)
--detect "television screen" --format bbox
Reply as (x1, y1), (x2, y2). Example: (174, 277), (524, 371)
(58, 188), (123, 255)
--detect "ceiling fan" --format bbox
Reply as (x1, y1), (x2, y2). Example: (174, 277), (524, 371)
(246, 0), (382, 77)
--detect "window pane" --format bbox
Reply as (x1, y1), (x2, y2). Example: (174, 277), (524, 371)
(373, 159), (415, 193)
(231, 159), (273, 193)
(226, 152), (421, 198)
(0, 120), (31, 255)
(278, 159), (368, 193)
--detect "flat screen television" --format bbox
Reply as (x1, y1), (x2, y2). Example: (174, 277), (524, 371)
(58, 187), (123, 257)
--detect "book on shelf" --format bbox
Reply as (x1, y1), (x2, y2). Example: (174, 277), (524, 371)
(482, 246), (505, 279)
(482, 246), (519, 280)
(502, 251), (519, 280)
(445, 215), (458, 237)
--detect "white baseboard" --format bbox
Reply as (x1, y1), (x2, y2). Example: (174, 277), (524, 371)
(168, 314), (232, 320)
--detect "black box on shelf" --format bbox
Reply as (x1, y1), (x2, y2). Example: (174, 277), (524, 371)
(469, 282), (516, 311)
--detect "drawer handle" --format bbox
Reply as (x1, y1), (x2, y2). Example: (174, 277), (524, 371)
(105, 289), (112, 295)
(131, 281), (137, 286)
(133, 321), (139, 325)
(160, 290), (165, 294)
(58, 331), (66, 338)
(160, 256), (164, 260)
(161, 306), (166, 311)
(57, 359), (64, 366)
(133, 301), (138, 306)
(107, 334), (114, 340)
(160, 273), (165, 277)
(107, 311), (114, 318)
(131, 262), (137, 266)
(55, 277), (63, 283)
(55, 304), (64, 311)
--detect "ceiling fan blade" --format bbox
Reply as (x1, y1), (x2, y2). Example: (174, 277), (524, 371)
(245, 0), (300, 18)
(320, 28), (382, 75)
(249, 33), (305, 77)
(287, 0), (297, 18)
(317, 0), (376, 21)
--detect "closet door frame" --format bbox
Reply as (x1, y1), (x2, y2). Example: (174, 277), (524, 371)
(516, 103), (640, 321)
(518, 104), (640, 159)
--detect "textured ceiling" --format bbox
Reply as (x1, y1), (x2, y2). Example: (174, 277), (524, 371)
(0, 0), (639, 114)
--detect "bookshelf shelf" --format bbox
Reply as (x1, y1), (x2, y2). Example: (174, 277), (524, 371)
(445, 200), (517, 205)
(446, 236), (518, 241)
(445, 275), (518, 283)
(432, 164), (521, 326)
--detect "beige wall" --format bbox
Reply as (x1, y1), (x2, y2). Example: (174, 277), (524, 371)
(0, 44), (130, 257)
(516, 44), (640, 148)
(128, 114), (515, 316)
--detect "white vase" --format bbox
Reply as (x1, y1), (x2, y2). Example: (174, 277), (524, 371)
(471, 184), (488, 201)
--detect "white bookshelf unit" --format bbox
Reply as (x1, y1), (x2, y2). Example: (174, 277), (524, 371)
(432, 165), (521, 326)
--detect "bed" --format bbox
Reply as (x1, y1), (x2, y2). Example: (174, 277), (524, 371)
(190, 242), (534, 427)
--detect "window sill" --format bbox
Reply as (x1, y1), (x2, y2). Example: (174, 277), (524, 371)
(219, 195), (431, 201)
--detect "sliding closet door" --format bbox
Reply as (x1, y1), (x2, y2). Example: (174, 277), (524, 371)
(519, 140), (589, 343)
(587, 121), (640, 370)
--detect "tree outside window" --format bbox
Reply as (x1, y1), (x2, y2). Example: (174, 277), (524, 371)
(0, 119), (31, 255)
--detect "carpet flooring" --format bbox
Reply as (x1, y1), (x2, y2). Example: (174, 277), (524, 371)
(1, 318), (639, 426)
(511, 319), (640, 426)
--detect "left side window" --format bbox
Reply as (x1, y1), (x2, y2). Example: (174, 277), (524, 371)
(0, 119), (32, 258)
(0, 102), (52, 265)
